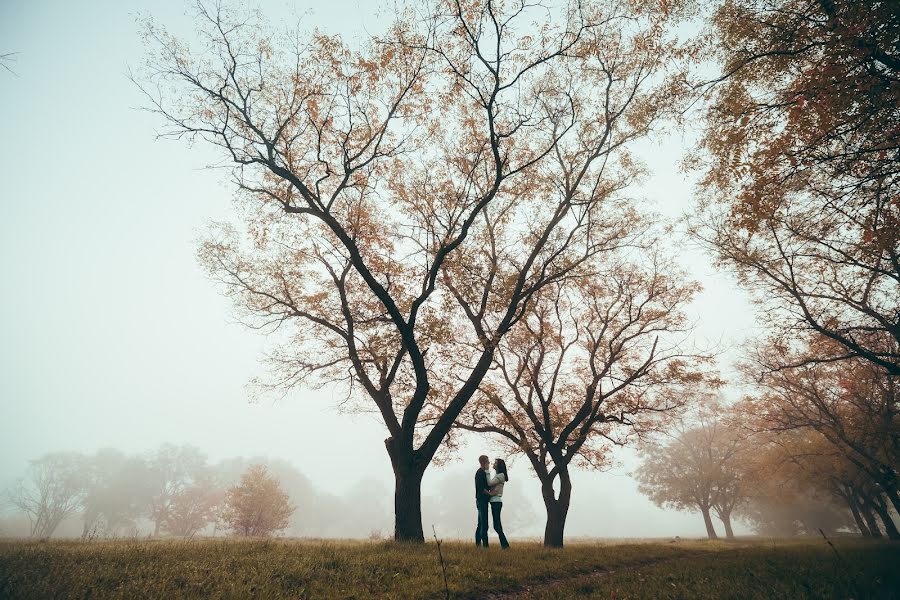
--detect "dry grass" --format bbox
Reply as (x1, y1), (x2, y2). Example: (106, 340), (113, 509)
(0, 536), (896, 599)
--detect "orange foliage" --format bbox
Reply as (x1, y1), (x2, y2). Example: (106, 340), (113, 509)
(692, 0), (899, 375)
(223, 465), (295, 537)
(137, 0), (698, 540)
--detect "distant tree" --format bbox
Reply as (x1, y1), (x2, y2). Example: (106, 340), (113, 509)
(708, 438), (747, 539)
(80, 449), (152, 538)
(137, 0), (696, 541)
(223, 465), (295, 537)
(213, 457), (316, 536)
(692, 0), (900, 375)
(734, 428), (864, 537)
(745, 339), (900, 516)
(457, 253), (707, 547)
(161, 477), (224, 537)
(735, 356), (900, 540)
(146, 444), (209, 536)
(636, 411), (748, 539)
(739, 488), (851, 538)
(7, 453), (85, 539)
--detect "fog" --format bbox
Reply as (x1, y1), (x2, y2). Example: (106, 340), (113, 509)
(2, 443), (752, 540)
(0, 0), (760, 541)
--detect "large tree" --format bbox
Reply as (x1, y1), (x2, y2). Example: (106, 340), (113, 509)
(458, 251), (706, 547)
(137, 0), (695, 540)
(692, 0), (900, 375)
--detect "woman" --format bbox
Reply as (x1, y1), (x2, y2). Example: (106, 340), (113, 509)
(487, 458), (510, 548)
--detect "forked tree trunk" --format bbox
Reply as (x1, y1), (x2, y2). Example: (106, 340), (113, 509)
(386, 438), (426, 542)
(719, 511), (735, 539)
(540, 470), (572, 548)
(386, 349), (495, 543)
(700, 506), (719, 540)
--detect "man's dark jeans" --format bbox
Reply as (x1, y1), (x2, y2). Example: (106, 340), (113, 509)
(475, 500), (490, 546)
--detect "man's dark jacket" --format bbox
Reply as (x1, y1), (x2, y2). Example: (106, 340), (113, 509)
(474, 468), (489, 503)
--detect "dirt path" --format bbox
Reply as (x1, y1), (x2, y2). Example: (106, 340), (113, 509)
(482, 555), (692, 599)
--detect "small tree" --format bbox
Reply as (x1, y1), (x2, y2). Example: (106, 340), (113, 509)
(80, 449), (153, 538)
(7, 453), (85, 539)
(161, 477), (224, 537)
(213, 457), (317, 536)
(223, 465), (295, 537)
(146, 444), (209, 536)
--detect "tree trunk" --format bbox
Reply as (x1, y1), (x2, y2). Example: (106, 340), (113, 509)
(382, 350), (495, 543)
(858, 495), (883, 538)
(883, 485), (900, 517)
(701, 506), (719, 540)
(82, 511), (99, 539)
(720, 512), (735, 540)
(31, 512), (47, 539)
(540, 470), (572, 548)
(393, 470), (424, 542)
(386, 438), (425, 542)
(875, 508), (900, 540)
(845, 494), (871, 538)
(870, 494), (900, 540)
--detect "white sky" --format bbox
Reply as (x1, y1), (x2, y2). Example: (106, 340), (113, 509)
(0, 0), (760, 538)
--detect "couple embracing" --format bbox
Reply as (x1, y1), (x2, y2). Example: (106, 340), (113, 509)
(474, 454), (510, 548)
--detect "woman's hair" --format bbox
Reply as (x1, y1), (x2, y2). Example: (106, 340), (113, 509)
(494, 458), (508, 481)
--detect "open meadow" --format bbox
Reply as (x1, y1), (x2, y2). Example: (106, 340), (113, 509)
(2, 2), (899, 600)
(1, 537), (898, 599)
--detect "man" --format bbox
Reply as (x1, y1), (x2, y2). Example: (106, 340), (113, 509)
(474, 454), (491, 547)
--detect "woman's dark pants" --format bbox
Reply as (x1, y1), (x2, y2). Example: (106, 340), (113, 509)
(490, 502), (510, 548)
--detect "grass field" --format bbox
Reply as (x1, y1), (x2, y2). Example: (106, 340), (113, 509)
(0, 537), (897, 599)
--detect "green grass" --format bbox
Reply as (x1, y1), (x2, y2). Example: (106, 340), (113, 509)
(529, 540), (900, 600)
(0, 537), (896, 599)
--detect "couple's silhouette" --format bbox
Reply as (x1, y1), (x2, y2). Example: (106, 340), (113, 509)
(474, 454), (510, 548)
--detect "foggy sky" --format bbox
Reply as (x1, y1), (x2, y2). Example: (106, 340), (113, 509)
(0, 0), (759, 537)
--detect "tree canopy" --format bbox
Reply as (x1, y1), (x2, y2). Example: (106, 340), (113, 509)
(692, 0), (900, 375)
(137, 0), (698, 540)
